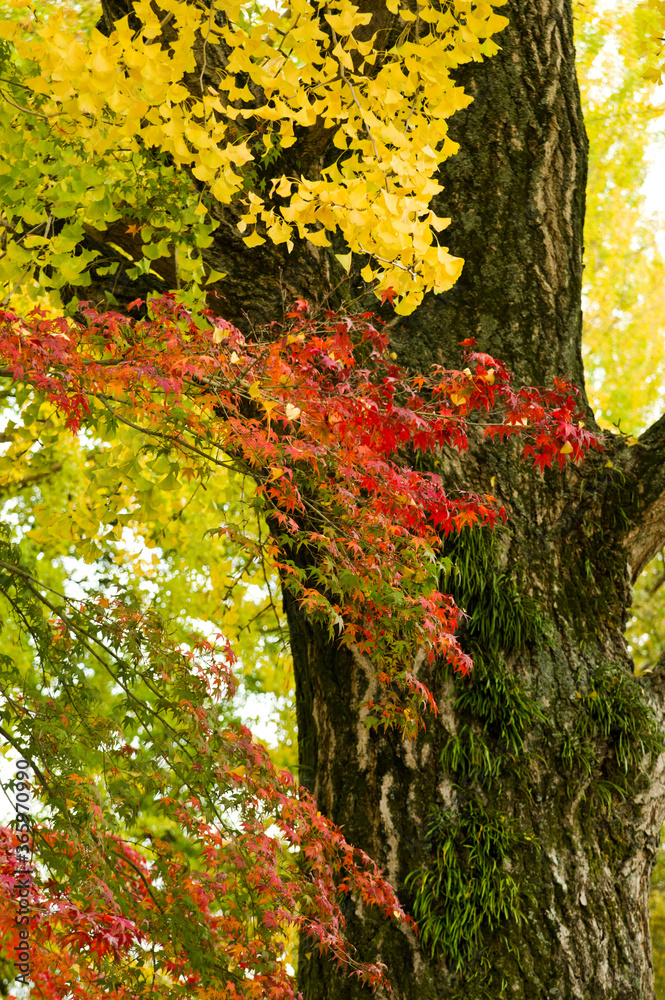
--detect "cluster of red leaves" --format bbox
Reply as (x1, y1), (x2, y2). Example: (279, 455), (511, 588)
(0, 790), (405, 998)
(0, 604), (408, 999)
(0, 296), (601, 732)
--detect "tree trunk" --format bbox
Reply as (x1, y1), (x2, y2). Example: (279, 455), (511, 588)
(284, 2), (665, 998)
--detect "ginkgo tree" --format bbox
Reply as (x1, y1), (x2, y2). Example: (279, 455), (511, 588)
(1, 1), (665, 1000)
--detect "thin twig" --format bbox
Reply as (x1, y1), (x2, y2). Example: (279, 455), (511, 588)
(96, 394), (235, 470)
(357, 242), (418, 279)
(0, 724), (50, 788)
(199, 1), (217, 129)
(0, 87), (60, 121)
(331, 30), (382, 166)
(1, 215), (52, 305)
(132, 9), (174, 42)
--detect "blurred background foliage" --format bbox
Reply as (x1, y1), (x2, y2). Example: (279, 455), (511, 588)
(0, 0), (297, 777)
(574, 0), (665, 993)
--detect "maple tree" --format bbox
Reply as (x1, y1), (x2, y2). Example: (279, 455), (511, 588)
(0, 287), (598, 997)
(0, 1), (664, 999)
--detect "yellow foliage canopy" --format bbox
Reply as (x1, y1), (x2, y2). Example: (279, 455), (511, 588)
(0, 0), (508, 312)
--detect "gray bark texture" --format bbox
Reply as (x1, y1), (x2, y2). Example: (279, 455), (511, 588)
(93, 1), (665, 997)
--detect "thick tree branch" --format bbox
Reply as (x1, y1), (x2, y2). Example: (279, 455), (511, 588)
(0, 462), (63, 498)
(620, 412), (665, 581)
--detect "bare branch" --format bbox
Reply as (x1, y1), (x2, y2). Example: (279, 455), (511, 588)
(618, 412), (665, 581)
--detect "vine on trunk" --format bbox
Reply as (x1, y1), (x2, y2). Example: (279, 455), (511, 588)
(406, 529), (547, 991)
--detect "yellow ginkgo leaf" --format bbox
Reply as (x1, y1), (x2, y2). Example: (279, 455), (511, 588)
(243, 231), (266, 248)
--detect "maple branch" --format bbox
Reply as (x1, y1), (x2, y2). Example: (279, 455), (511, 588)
(0, 723), (50, 789)
(618, 412), (665, 580)
(106, 843), (165, 915)
(0, 559), (202, 756)
(0, 554), (253, 844)
(96, 394), (239, 470)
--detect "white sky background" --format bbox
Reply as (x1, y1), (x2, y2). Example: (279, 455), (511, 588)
(644, 121), (665, 219)
(597, 0), (665, 219)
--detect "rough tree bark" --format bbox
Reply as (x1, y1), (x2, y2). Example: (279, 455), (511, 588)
(93, 1), (665, 997)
